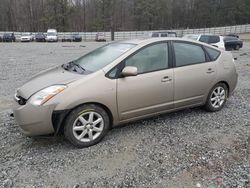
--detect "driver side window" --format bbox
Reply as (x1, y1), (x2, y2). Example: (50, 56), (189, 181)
(124, 43), (168, 74)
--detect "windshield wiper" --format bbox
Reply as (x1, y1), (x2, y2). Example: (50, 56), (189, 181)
(70, 61), (86, 72)
(62, 61), (86, 73)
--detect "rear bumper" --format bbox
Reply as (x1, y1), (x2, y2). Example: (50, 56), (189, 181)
(13, 102), (56, 136)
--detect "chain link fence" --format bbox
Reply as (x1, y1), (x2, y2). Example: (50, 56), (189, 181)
(1, 24), (250, 41)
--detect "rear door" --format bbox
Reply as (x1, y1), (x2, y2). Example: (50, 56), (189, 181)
(117, 42), (174, 120)
(172, 41), (217, 108)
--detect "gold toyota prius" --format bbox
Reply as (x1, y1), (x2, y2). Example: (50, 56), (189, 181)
(13, 38), (238, 148)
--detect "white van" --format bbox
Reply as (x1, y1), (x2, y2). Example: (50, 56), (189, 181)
(46, 29), (58, 42)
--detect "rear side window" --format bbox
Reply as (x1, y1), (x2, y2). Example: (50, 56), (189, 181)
(173, 42), (206, 67)
(204, 46), (221, 61)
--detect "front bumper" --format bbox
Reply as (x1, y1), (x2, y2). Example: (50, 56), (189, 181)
(46, 38), (57, 42)
(13, 102), (56, 136)
(21, 38), (31, 42)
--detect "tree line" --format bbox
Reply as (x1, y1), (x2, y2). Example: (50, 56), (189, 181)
(1, 0), (250, 32)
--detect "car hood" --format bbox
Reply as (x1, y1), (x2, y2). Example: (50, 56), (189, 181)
(21, 36), (31, 38)
(16, 66), (83, 99)
(47, 36), (57, 38)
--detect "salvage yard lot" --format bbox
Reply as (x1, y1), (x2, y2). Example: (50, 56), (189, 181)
(0, 42), (249, 188)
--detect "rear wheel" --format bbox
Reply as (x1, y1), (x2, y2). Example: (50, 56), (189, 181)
(204, 83), (228, 112)
(235, 45), (240, 50)
(64, 104), (110, 148)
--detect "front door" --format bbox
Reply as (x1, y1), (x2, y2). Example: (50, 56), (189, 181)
(117, 42), (174, 120)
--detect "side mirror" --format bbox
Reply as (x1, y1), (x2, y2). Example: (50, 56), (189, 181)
(121, 66), (138, 77)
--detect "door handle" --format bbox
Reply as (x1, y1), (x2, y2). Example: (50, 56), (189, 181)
(206, 68), (215, 73)
(161, 76), (172, 82)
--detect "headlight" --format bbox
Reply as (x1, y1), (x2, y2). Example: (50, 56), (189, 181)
(30, 85), (67, 106)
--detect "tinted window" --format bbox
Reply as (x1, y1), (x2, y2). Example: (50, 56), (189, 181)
(199, 35), (220, 44)
(161, 33), (168, 37)
(75, 43), (136, 72)
(208, 36), (220, 43)
(125, 43), (168, 74)
(223, 36), (238, 42)
(173, 42), (206, 67)
(204, 46), (220, 61)
(152, 33), (159, 37)
(199, 35), (210, 43)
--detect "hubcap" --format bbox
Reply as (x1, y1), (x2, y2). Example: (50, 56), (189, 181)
(210, 86), (226, 108)
(72, 111), (104, 142)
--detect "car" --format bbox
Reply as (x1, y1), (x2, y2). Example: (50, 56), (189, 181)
(21, 32), (33, 42)
(62, 35), (73, 42)
(72, 33), (82, 42)
(183, 34), (200, 41)
(223, 36), (243, 51)
(35, 33), (46, 42)
(226, 34), (239, 38)
(0, 35), (2, 42)
(3, 32), (15, 42)
(151, 31), (177, 37)
(46, 29), (58, 42)
(13, 38), (238, 148)
(95, 32), (106, 42)
(183, 34), (225, 50)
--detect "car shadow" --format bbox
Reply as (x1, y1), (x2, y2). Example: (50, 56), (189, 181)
(19, 107), (211, 150)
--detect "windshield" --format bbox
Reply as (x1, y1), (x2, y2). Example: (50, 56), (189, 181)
(47, 32), (56, 36)
(36, 33), (44, 37)
(22, 33), (31, 36)
(152, 33), (159, 37)
(73, 43), (136, 72)
(199, 35), (210, 43)
(168, 33), (177, 37)
(224, 36), (238, 41)
(186, 35), (199, 40)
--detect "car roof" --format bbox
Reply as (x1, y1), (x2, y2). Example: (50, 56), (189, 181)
(118, 37), (222, 51)
(120, 37), (196, 44)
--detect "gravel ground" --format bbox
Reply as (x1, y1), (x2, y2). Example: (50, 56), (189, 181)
(0, 42), (249, 188)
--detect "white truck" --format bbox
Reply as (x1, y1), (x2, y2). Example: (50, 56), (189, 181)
(46, 29), (58, 42)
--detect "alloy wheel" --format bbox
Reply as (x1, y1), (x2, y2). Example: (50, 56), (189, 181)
(210, 86), (226, 108)
(72, 111), (104, 142)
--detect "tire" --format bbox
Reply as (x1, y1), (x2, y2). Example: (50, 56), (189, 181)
(204, 83), (228, 112)
(235, 45), (240, 50)
(64, 104), (110, 148)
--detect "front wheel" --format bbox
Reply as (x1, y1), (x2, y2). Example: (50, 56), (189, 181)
(64, 104), (110, 148)
(204, 83), (228, 112)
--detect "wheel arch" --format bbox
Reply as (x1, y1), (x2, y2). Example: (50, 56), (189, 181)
(218, 81), (230, 94)
(52, 102), (114, 135)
